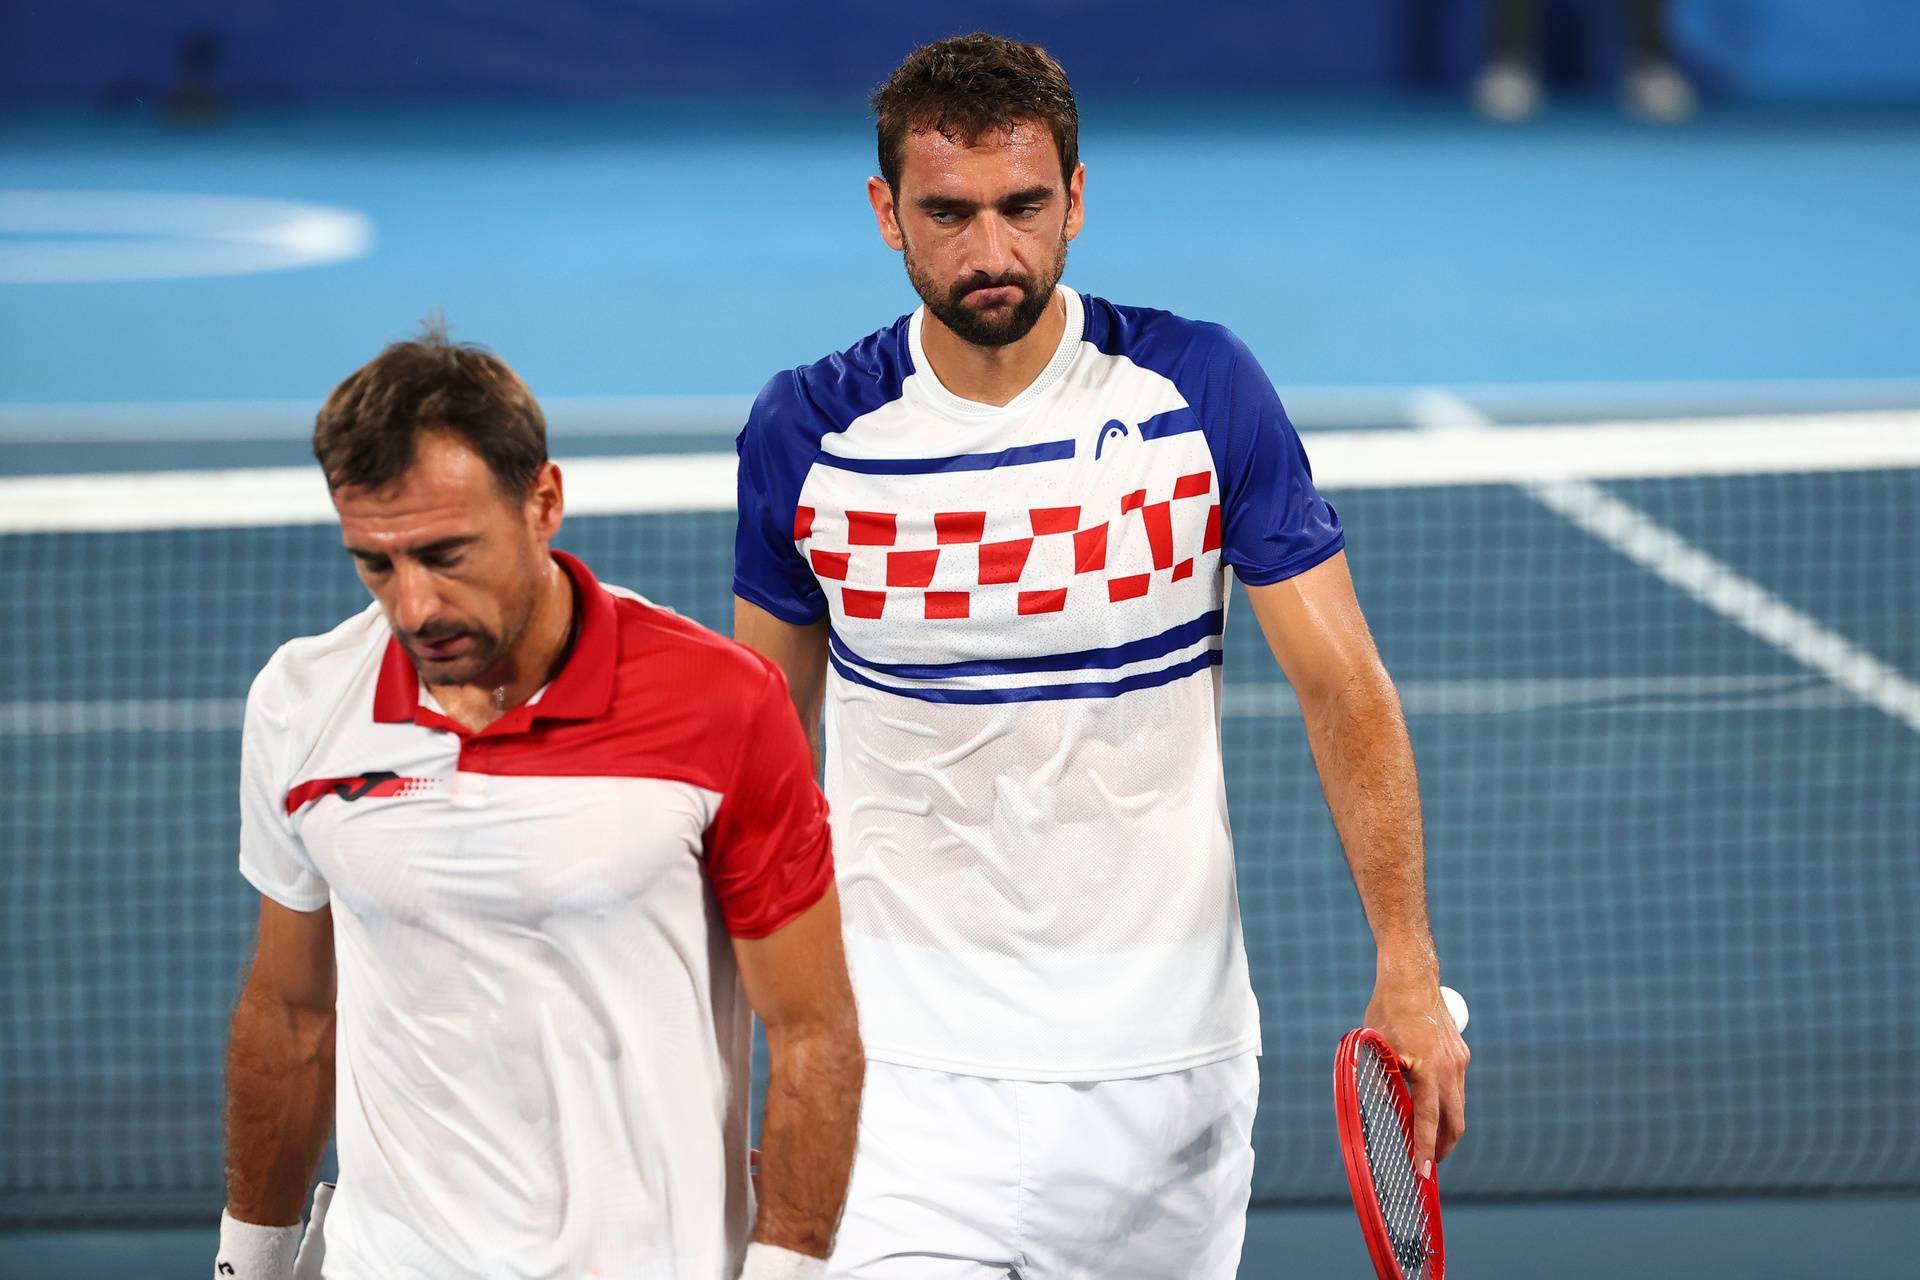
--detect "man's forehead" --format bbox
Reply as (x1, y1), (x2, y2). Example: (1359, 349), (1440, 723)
(898, 121), (1061, 192)
(333, 451), (499, 547)
(335, 495), (480, 551)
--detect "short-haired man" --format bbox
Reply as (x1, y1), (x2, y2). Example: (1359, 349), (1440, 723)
(217, 331), (862, 1279)
(733, 34), (1468, 1277)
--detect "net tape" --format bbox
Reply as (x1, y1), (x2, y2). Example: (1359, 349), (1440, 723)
(6, 411), (1916, 534)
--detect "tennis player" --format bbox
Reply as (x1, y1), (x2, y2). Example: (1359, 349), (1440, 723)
(732, 35), (1469, 1277)
(217, 332), (862, 1279)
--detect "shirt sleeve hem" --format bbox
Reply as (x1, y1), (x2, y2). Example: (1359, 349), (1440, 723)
(239, 860), (330, 913)
(732, 576), (828, 627)
(1230, 529), (1346, 587)
(722, 844), (835, 941)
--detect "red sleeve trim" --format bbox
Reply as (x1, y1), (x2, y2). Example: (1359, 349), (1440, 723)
(723, 835), (834, 940)
(703, 658), (836, 940)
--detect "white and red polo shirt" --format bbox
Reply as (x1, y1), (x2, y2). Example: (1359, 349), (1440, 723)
(239, 550), (831, 1279)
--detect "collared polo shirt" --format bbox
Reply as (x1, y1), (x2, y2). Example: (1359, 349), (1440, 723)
(239, 550), (831, 1279)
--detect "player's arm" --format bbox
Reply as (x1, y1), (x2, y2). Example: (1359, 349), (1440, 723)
(220, 655), (336, 1277)
(708, 654), (859, 1269)
(1245, 552), (1469, 1171)
(219, 896), (336, 1271)
(732, 367), (832, 767)
(734, 887), (863, 1264)
(733, 599), (830, 767)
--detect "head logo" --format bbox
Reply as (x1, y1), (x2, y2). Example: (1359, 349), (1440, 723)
(1094, 419), (1129, 460)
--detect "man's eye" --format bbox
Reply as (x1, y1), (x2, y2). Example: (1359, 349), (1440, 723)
(1009, 205), (1040, 218)
(929, 211), (959, 225)
(419, 554), (460, 571)
(358, 559), (391, 576)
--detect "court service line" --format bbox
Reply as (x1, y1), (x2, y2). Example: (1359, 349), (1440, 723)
(0, 395), (757, 444)
(1405, 390), (1920, 736)
(0, 699), (248, 736)
(0, 677), (1865, 737)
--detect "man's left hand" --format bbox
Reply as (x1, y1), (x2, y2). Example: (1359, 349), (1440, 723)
(1365, 973), (1469, 1176)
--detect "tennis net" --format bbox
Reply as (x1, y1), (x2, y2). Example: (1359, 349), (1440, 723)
(2, 410), (1916, 1221)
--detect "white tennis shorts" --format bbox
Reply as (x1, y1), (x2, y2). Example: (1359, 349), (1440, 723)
(826, 1053), (1258, 1279)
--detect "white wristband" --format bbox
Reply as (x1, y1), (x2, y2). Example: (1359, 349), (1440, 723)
(740, 1242), (828, 1280)
(215, 1209), (301, 1279)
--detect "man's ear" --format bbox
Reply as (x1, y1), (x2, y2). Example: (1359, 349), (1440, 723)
(1064, 161), (1087, 241)
(867, 176), (906, 253)
(527, 461), (564, 543)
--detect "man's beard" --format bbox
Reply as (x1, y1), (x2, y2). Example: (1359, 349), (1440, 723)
(906, 234), (1069, 349)
(398, 580), (535, 687)
(398, 620), (506, 686)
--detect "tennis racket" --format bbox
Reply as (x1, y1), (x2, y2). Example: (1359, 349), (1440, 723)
(1334, 1028), (1445, 1279)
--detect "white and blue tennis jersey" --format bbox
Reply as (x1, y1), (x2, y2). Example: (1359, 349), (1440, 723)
(734, 286), (1342, 1080)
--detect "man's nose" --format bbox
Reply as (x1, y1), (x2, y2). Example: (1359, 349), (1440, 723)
(389, 562), (441, 634)
(968, 213), (1016, 278)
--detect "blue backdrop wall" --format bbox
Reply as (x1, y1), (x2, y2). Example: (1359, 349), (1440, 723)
(5, 1), (1919, 103)
(1, 1), (1404, 102)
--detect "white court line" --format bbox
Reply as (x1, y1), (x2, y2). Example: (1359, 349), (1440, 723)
(1230, 675), (1859, 717)
(1407, 390), (1920, 735)
(6, 378), (1920, 444)
(0, 678), (1862, 736)
(6, 412), (1918, 534)
(0, 395), (757, 443)
(0, 699), (248, 736)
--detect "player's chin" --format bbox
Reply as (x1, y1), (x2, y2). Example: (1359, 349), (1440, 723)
(407, 647), (491, 685)
(961, 308), (1027, 341)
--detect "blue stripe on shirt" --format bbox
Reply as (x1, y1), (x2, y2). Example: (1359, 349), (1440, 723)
(827, 647), (1222, 705)
(830, 610), (1226, 681)
(813, 438), (1076, 474)
(1135, 406), (1203, 440)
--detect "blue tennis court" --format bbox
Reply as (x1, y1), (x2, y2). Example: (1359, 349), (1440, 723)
(3, 82), (1917, 1280)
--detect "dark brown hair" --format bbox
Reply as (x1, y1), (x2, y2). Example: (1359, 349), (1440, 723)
(312, 322), (547, 497)
(872, 33), (1079, 194)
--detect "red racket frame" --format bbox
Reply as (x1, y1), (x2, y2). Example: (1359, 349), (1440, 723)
(1334, 1027), (1446, 1280)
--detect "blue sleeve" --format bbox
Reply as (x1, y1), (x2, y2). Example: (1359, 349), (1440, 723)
(733, 371), (829, 625)
(1201, 330), (1344, 585)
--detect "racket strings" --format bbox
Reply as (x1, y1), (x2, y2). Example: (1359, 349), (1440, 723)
(1355, 1044), (1435, 1280)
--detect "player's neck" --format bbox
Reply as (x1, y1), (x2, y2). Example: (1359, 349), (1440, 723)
(919, 290), (1067, 408)
(428, 559), (577, 733)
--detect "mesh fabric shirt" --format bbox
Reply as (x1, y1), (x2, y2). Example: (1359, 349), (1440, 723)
(735, 288), (1342, 1080)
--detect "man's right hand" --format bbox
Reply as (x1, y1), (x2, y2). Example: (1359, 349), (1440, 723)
(222, 898), (337, 1270)
(214, 1209), (301, 1279)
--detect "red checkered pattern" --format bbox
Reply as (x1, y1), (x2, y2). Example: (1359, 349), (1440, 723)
(804, 472), (1220, 620)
